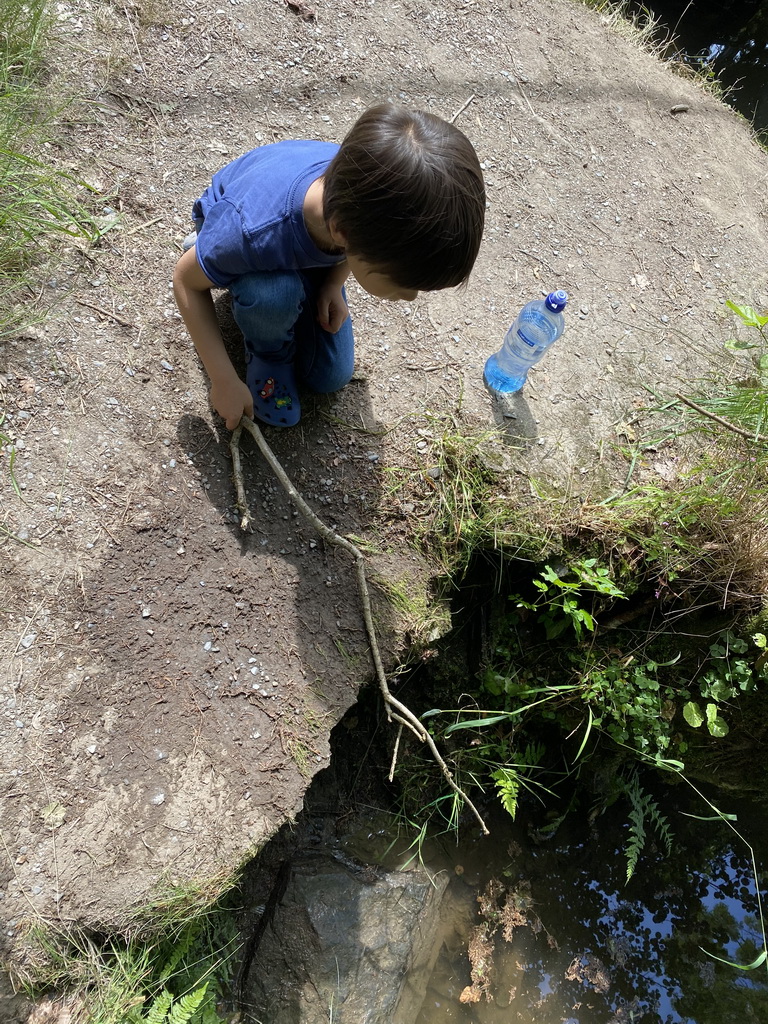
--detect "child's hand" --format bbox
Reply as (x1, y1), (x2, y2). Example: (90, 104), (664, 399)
(316, 284), (349, 335)
(209, 376), (254, 431)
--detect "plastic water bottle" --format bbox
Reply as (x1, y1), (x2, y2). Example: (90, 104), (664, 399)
(483, 290), (568, 395)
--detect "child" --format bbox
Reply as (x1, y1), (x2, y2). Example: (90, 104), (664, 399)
(173, 103), (485, 430)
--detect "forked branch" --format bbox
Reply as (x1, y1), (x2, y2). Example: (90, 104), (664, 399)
(230, 416), (489, 834)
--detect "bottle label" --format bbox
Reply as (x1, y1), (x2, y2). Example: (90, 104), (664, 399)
(517, 328), (537, 349)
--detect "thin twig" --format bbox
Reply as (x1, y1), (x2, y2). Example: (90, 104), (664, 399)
(126, 216), (163, 236)
(231, 416), (489, 834)
(229, 425), (250, 530)
(674, 392), (768, 442)
(123, 4), (146, 75)
(74, 298), (135, 329)
(450, 94), (475, 124)
(389, 723), (403, 783)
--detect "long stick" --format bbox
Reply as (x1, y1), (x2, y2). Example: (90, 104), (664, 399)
(675, 392), (768, 442)
(231, 416), (489, 834)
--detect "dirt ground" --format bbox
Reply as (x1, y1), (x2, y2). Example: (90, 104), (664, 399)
(2, 0), (768, 1000)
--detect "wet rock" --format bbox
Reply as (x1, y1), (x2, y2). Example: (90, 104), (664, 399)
(244, 856), (449, 1024)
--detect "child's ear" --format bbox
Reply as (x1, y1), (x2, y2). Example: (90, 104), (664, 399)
(328, 219), (347, 248)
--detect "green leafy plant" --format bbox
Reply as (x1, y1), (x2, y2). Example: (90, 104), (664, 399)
(20, 900), (240, 1024)
(723, 300), (768, 351)
(683, 631), (765, 738)
(678, 299), (768, 440)
(489, 743), (548, 820)
(513, 558), (626, 641)
(579, 652), (680, 754)
(142, 982), (209, 1024)
(0, 0), (109, 335)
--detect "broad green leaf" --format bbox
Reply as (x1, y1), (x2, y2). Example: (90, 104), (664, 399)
(580, 609), (595, 631)
(726, 300), (768, 328)
(707, 680), (735, 702)
(683, 701), (704, 728)
(707, 713), (729, 738)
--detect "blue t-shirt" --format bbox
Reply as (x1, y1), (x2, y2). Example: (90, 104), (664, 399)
(192, 140), (343, 288)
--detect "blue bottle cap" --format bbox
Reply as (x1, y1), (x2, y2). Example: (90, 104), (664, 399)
(545, 290), (568, 312)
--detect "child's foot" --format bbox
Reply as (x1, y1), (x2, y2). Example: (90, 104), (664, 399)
(245, 353), (301, 427)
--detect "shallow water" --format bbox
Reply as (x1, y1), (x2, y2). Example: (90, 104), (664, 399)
(405, 786), (768, 1024)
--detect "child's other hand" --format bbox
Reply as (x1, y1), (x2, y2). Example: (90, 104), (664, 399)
(316, 285), (349, 335)
(209, 377), (254, 431)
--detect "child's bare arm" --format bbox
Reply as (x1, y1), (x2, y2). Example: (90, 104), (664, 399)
(173, 248), (254, 430)
(316, 259), (350, 334)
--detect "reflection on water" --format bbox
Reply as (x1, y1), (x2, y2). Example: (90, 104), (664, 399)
(413, 788), (767, 1024)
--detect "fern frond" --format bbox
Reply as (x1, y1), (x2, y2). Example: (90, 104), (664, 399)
(143, 989), (173, 1024)
(625, 798), (646, 883)
(167, 983), (209, 1024)
(491, 767), (521, 819)
(644, 793), (674, 857)
(623, 772), (675, 882)
(198, 999), (225, 1024)
(157, 920), (205, 986)
(199, 1003), (225, 1024)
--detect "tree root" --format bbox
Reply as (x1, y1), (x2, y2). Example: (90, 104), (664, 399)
(230, 416), (490, 835)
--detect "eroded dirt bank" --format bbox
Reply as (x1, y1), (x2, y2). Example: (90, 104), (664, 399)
(2, 0), (768, 984)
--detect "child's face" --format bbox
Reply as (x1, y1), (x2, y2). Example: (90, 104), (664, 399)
(346, 255), (418, 303)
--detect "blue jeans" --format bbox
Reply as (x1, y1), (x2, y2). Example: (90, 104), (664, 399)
(228, 269), (354, 394)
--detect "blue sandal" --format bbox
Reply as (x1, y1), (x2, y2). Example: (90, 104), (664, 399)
(245, 352), (301, 427)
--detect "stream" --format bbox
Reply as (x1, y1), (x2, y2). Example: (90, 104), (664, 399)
(242, 728), (767, 1023)
(412, 789), (767, 1023)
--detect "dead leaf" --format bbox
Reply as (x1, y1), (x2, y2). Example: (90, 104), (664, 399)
(19, 377), (36, 395)
(42, 801), (66, 829)
(616, 422), (636, 441)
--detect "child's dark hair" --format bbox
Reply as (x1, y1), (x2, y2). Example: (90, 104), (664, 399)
(323, 103), (485, 291)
